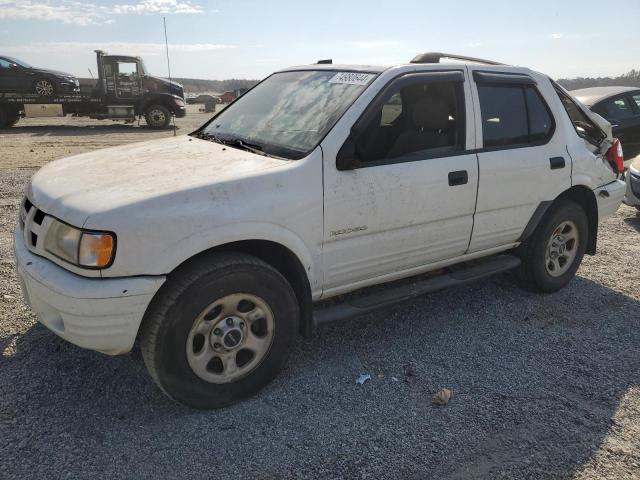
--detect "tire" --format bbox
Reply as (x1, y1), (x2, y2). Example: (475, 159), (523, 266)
(140, 251), (299, 409)
(34, 79), (55, 96)
(516, 199), (588, 293)
(0, 108), (21, 129)
(144, 104), (171, 128)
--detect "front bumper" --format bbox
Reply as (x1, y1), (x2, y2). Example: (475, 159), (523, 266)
(14, 227), (165, 355)
(623, 167), (640, 207)
(174, 105), (187, 118)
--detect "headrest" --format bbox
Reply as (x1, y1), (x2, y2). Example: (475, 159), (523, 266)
(412, 96), (450, 130)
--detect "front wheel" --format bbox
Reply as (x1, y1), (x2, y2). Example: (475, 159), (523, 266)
(34, 79), (55, 96)
(516, 199), (588, 293)
(144, 104), (171, 129)
(140, 252), (299, 409)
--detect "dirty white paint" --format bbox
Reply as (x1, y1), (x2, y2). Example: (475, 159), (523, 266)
(16, 61), (626, 355)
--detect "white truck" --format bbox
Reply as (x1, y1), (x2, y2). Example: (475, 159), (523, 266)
(14, 53), (626, 409)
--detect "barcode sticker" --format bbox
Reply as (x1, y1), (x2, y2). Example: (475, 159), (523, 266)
(328, 72), (375, 85)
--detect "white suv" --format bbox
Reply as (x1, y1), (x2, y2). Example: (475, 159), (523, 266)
(15, 53), (626, 409)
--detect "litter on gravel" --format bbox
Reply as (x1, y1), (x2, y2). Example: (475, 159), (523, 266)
(355, 373), (371, 385)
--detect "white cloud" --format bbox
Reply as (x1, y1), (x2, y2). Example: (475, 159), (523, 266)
(0, 0), (105, 25)
(0, 0), (205, 25)
(112, 0), (203, 15)
(4, 41), (236, 56)
(550, 33), (564, 39)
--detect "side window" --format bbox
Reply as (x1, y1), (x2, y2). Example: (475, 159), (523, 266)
(593, 97), (635, 120)
(117, 62), (138, 77)
(478, 86), (528, 147)
(380, 93), (402, 126)
(477, 84), (553, 148)
(632, 94), (640, 111)
(552, 83), (605, 146)
(103, 63), (113, 77)
(0, 58), (12, 70)
(354, 79), (465, 164)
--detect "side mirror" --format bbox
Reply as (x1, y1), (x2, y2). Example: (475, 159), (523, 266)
(9, 63), (18, 69)
(336, 136), (358, 171)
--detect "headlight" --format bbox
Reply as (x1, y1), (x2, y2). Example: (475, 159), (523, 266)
(44, 218), (115, 268)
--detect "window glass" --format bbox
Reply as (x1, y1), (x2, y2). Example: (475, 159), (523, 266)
(0, 58), (12, 69)
(594, 97), (635, 120)
(478, 85), (528, 147)
(118, 62), (138, 76)
(380, 93), (402, 126)
(202, 70), (373, 160)
(353, 80), (464, 164)
(525, 87), (553, 142)
(553, 83), (605, 146)
(632, 94), (640, 110)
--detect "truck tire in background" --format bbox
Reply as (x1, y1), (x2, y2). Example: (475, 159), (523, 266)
(144, 104), (172, 129)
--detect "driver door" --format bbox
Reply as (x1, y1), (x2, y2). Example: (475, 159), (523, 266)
(320, 70), (479, 295)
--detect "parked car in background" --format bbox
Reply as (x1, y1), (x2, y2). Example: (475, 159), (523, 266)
(0, 55), (79, 96)
(571, 86), (640, 160)
(15, 53), (626, 409)
(624, 155), (640, 211)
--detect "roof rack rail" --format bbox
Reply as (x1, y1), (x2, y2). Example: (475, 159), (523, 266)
(410, 52), (504, 66)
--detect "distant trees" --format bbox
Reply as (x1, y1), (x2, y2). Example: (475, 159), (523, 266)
(172, 78), (258, 94)
(557, 69), (640, 90)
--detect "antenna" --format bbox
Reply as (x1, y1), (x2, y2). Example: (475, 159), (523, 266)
(163, 16), (177, 136)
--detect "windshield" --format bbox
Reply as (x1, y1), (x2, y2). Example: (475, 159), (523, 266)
(199, 70), (376, 159)
(4, 56), (31, 68)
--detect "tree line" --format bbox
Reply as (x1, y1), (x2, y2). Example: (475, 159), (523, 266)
(557, 69), (640, 90)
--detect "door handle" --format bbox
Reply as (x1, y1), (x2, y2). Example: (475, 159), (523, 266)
(448, 170), (468, 186)
(550, 157), (565, 170)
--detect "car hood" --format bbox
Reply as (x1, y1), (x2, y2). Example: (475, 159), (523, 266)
(28, 67), (75, 78)
(27, 135), (290, 227)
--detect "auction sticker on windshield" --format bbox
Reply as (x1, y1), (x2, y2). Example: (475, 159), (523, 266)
(328, 72), (376, 85)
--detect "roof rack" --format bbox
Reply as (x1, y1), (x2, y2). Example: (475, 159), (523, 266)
(410, 52), (503, 66)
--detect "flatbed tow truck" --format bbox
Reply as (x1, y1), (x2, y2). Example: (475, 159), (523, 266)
(0, 50), (186, 129)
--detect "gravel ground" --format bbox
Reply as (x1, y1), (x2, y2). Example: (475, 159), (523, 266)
(1, 112), (639, 479)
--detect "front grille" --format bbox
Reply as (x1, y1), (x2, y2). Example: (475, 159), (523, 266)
(20, 197), (46, 252)
(631, 172), (640, 198)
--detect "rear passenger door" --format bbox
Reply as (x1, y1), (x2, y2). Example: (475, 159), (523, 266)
(321, 70), (479, 294)
(467, 69), (571, 252)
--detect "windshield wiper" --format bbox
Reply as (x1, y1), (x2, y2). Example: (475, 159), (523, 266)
(228, 138), (267, 156)
(193, 131), (227, 145)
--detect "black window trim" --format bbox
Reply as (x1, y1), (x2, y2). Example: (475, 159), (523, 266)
(474, 82), (556, 153)
(338, 69), (469, 170)
(473, 70), (537, 86)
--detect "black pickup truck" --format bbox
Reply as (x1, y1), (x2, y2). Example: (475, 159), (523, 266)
(0, 50), (186, 129)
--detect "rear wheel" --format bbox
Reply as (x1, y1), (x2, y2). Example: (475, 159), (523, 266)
(140, 252), (299, 409)
(144, 104), (171, 129)
(516, 199), (588, 293)
(34, 79), (55, 96)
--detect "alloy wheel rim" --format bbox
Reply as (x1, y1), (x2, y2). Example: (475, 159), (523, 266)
(186, 293), (275, 384)
(545, 220), (579, 277)
(35, 80), (53, 96)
